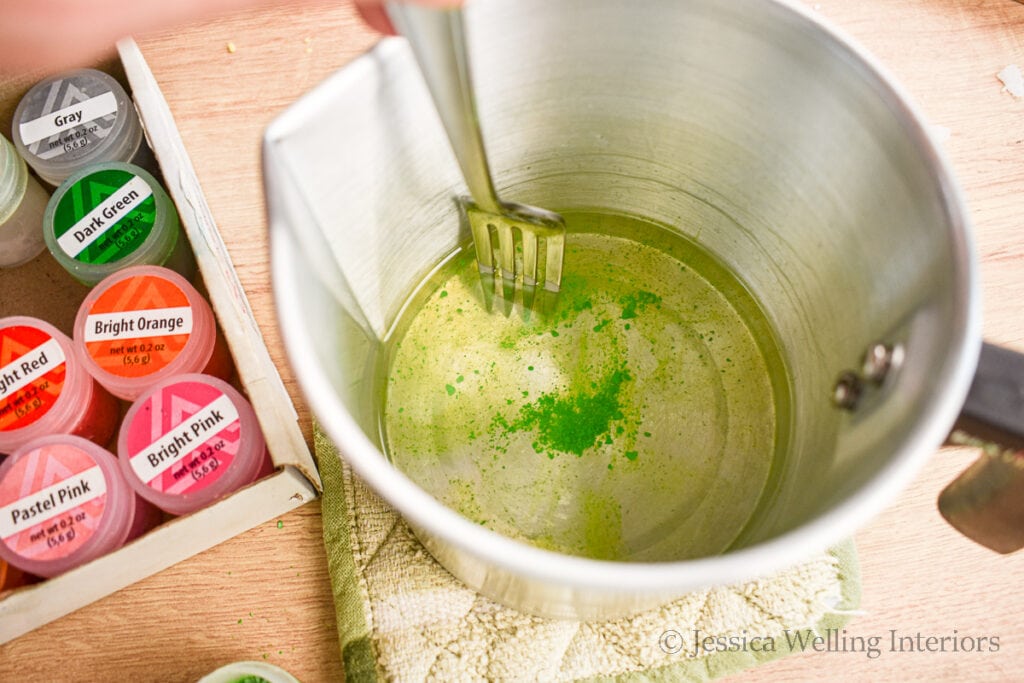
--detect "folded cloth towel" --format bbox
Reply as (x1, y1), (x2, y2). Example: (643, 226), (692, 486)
(316, 427), (861, 681)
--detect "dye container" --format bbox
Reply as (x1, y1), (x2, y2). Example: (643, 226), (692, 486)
(118, 374), (269, 516)
(74, 265), (232, 401)
(0, 316), (119, 455)
(11, 68), (154, 186)
(0, 435), (143, 578)
(0, 559), (27, 593)
(43, 162), (193, 286)
(0, 134), (48, 268)
(198, 661), (301, 683)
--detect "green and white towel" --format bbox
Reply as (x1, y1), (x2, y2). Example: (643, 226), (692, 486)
(316, 428), (861, 681)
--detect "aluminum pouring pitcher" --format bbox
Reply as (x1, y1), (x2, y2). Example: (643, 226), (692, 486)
(264, 0), (1020, 619)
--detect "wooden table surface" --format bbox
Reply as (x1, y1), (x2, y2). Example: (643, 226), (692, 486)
(3, 0), (1024, 680)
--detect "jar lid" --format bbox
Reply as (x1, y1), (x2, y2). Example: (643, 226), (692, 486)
(118, 374), (266, 516)
(12, 69), (142, 186)
(0, 320), (71, 436)
(43, 162), (179, 286)
(0, 435), (135, 577)
(74, 265), (218, 400)
(0, 316), (94, 455)
(0, 135), (27, 225)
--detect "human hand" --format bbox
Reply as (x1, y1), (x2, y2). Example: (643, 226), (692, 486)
(0, 0), (287, 74)
(352, 0), (464, 35)
(0, 0), (463, 74)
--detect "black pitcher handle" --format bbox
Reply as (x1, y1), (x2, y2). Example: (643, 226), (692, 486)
(941, 342), (1024, 552)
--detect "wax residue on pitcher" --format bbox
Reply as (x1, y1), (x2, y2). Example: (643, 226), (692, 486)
(378, 211), (789, 562)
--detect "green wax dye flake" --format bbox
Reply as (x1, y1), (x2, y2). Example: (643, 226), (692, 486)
(52, 168), (156, 264)
(625, 450), (639, 461)
(445, 384), (456, 396)
(276, 520), (283, 529)
(456, 375), (464, 383)
(592, 318), (611, 332)
(618, 290), (661, 320)
(440, 290), (448, 298)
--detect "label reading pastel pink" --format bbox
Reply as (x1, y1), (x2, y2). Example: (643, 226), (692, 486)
(0, 445), (108, 561)
(125, 381), (241, 496)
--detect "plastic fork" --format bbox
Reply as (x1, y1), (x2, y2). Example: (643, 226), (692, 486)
(386, 3), (566, 308)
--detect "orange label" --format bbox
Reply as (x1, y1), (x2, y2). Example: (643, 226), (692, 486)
(0, 326), (67, 432)
(83, 275), (195, 378)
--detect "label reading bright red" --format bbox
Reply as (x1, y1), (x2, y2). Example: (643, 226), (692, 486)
(83, 275), (194, 378)
(0, 444), (107, 561)
(0, 326), (68, 432)
(124, 380), (240, 496)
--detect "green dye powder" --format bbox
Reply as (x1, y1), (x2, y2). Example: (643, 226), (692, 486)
(379, 210), (788, 562)
(511, 364), (630, 458)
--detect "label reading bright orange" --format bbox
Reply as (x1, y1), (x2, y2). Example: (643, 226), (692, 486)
(0, 326), (68, 432)
(83, 275), (194, 378)
(0, 444), (107, 561)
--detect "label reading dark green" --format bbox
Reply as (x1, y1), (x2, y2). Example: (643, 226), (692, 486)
(53, 168), (156, 264)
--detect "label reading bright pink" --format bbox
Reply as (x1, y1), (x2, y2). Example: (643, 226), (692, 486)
(0, 444), (107, 561)
(124, 381), (240, 495)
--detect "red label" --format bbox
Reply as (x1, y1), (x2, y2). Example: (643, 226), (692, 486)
(0, 326), (68, 432)
(123, 380), (241, 495)
(0, 443), (107, 561)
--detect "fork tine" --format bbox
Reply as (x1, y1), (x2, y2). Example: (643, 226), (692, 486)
(543, 232), (565, 292)
(521, 230), (538, 287)
(469, 215), (494, 274)
(496, 220), (516, 282)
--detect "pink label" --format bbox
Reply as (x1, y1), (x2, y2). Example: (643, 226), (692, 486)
(0, 444), (107, 561)
(124, 380), (241, 495)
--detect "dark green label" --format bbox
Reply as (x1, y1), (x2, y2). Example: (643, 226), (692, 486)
(52, 168), (156, 264)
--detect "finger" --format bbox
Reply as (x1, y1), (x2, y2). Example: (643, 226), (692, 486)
(353, 0), (465, 35)
(353, 0), (396, 34)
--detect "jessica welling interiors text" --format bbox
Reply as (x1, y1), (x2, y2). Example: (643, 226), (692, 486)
(658, 628), (1001, 659)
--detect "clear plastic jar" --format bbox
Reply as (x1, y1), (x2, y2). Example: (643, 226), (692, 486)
(118, 374), (269, 516)
(43, 162), (194, 286)
(74, 265), (232, 401)
(0, 558), (27, 593)
(11, 68), (155, 186)
(0, 134), (48, 268)
(198, 662), (300, 683)
(0, 316), (119, 455)
(0, 435), (144, 578)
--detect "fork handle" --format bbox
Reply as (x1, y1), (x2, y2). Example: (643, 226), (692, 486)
(386, 3), (502, 214)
